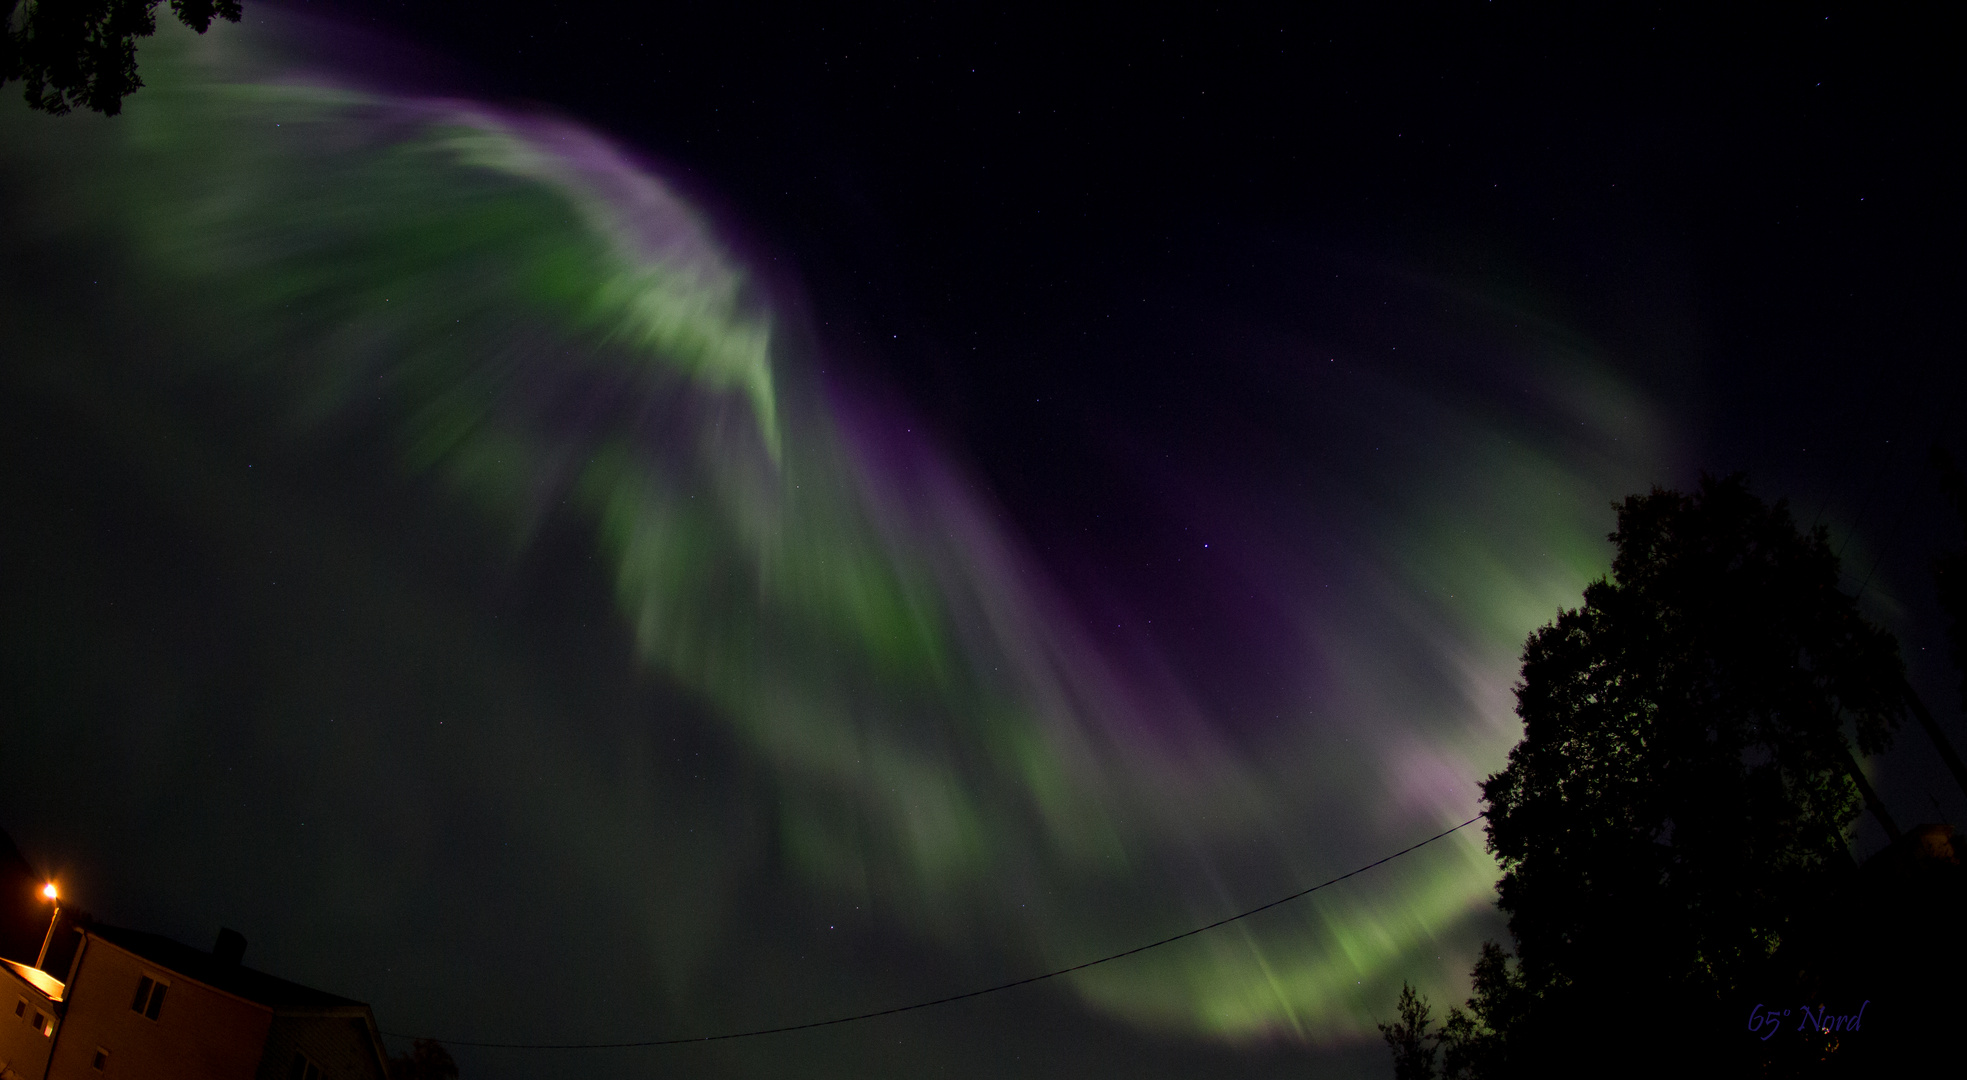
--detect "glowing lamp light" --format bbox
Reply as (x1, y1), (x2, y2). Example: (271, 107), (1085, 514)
(34, 884), (61, 971)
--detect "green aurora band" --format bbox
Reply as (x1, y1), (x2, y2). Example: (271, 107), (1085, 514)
(0, 18), (1677, 1046)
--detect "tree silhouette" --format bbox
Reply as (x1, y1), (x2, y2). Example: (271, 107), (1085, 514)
(1, 0), (239, 116)
(1434, 942), (1531, 1080)
(1396, 474), (1916, 1079)
(1376, 981), (1440, 1080)
(1378, 952), (1538, 1080)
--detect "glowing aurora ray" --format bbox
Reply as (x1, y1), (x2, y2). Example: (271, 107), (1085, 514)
(0, 15), (1676, 1043)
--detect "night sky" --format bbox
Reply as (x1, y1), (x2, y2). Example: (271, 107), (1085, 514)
(1, 3), (1959, 1078)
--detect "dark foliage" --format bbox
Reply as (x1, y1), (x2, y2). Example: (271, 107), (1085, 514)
(1393, 475), (1923, 1079)
(388, 1038), (459, 1080)
(0, 0), (239, 116)
(1487, 476), (1905, 1009)
(1435, 942), (1531, 1080)
(1376, 954), (1535, 1080)
(1376, 981), (1439, 1080)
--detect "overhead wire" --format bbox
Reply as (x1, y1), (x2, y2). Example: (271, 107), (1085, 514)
(383, 812), (1487, 1050)
(377, 354), (1943, 1055)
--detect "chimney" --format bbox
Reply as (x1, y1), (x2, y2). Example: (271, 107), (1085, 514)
(213, 928), (247, 967)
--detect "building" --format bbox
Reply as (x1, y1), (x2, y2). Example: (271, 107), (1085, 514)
(2, 924), (390, 1080)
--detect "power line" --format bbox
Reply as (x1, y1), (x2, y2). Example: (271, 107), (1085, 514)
(386, 813), (1487, 1051)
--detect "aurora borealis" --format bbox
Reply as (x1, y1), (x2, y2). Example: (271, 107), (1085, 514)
(2, 6), (1959, 1079)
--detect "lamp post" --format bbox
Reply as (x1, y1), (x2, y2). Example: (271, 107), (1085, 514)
(34, 883), (60, 972)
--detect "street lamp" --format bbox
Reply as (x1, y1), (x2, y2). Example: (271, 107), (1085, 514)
(34, 883), (60, 972)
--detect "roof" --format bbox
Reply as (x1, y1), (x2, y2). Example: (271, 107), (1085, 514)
(0, 957), (65, 1001)
(84, 925), (366, 1013)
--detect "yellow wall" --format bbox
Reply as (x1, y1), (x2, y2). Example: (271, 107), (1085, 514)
(48, 940), (271, 1080)
(0, 967), (58, 1080)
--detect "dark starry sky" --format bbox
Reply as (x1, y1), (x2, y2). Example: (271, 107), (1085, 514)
(1, 3), (1960, 1078)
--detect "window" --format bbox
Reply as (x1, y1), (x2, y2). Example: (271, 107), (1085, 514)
(92, 1048), (109, 1071)
(288, 1053), (324, 1080)
(12, 998), (23, 1017)
(130, 975), (167, 1020)
(30, 1010), (50, 1036)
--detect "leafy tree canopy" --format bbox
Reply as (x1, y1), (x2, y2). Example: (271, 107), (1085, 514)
(1484, 474), (1905, 1009)
(1377, 981), (1439, 1080)
(1388, 475), (1917, 1079)
(1, 0), (239, 116)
